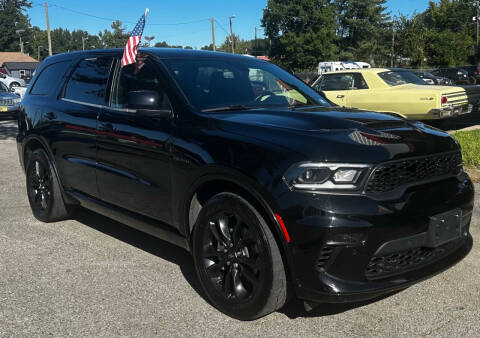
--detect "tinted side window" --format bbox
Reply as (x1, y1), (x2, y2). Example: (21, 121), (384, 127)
(30, 61), (71, 95)
(351, 73), (368, 89)
(110, 56), (171, 110)
(315, 73), (368, 91)
(64, 57), (112, 105)
(316, 74), (352, 91)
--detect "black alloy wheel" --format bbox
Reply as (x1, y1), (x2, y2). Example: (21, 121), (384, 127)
(26, 149), (70, 222)
(201, 211), (265, 302)
(193, 193), (287, 320)
(28, 158), (53, 217)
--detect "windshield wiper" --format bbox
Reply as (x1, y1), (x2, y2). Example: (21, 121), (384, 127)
(201, 105), (264, 113)
(289, 104), (328, 110)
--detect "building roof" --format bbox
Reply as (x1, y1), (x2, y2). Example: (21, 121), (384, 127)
(3, 61), (40, 70)
(0, 52), (38, 65)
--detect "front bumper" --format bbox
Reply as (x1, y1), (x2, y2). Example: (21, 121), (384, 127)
(0, 104), (19, 118)
(278, 174), (475, 303)
(429, 104), (472, 119)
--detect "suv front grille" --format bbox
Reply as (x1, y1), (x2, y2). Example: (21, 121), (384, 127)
(365, 239), (462, 280)
(365, 152), (462, 194)
(0, 99), (15, 106)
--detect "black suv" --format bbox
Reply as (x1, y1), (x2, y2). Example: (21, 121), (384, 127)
(17, 49), (474, 320)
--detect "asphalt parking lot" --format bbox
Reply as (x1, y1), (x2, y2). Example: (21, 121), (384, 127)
(0, 119), (479, 337)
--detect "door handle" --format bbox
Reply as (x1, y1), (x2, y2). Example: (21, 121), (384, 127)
(98, 122), (114, 132)
(45, 112), (56, 120)
(336, 95), (345, 99)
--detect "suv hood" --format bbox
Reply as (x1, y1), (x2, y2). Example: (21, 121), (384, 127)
(0, 91), (20, 100)
(208, 106), (459, 163)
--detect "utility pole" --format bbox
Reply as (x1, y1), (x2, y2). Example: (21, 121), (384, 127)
(390, 16), (396, 67)
(45, 1), (52, 56)
(37, 45), (43, 60)
(254, 27), (257, 57)
(229, 15), (236, 54)
(210, 18), (216, 51)
(477, 2), (480, 60)
(15, 30), (25, 53)
(82, 36), (88, 50)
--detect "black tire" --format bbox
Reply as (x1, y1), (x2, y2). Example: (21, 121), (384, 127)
(192, 193), (287, 320)
(468, 76), (477, 85)
(26, 149), (70, 222)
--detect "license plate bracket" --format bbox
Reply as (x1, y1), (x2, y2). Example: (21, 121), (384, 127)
(427, 209), (462, 247)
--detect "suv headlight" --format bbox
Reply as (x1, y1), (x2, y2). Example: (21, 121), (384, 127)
(283, 162), (371, 191)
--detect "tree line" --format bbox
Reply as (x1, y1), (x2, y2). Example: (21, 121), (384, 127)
(1, 0), (478, 70)
(262, 0), (480, 71)
(0, 0), (270, 61)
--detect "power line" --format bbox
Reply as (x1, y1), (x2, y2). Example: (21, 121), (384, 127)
(148, 18), (210, 26)
(214, 19), (230, 36)
(51, 4), (131, 23)
(49, 4), (210, 27)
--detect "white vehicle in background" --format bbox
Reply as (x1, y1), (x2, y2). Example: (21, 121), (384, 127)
(318, 61), (371, 74)
(354, 61), (371, 69)
(0, 73), (26, 89)
(12, 86), (27, 99)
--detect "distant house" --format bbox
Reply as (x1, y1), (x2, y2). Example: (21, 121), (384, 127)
(0, 52), (40, 81)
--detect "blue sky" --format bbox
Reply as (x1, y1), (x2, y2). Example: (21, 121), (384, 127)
(27, 0), (431, 48)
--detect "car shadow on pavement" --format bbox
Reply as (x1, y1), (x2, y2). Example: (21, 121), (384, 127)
(0, 119), (18, 141)
(73, 207), (403, 320)
(426, 113), (480, 131)
(72, 208), (209, 303)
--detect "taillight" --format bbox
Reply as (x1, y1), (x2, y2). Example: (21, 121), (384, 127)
(441, 96), (448, 104)
(477, 68), (480, 75)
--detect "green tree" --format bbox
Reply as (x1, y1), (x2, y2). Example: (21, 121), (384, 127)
(423, 0), (474, 34)
(153, 41), (183, 48)
(0, 0), (33, 53)
(217, 34), (253, 54)
(425, 29), (474, 66)
(422, 0), (476, 64)
(201, 43), (214, 51)
(394, 14), (427, 67)
(30, 26), (48, 60)
(335, 0), (390, 65)
(262, 0), (338, 71)
(99, 20), (130, 48)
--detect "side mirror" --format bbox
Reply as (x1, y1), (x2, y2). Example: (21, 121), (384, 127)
(126, 90), (172, 118)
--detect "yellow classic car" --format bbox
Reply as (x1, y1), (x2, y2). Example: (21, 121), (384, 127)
(311, 68), (472, 120)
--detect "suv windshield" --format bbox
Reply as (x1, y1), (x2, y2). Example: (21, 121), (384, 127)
(378, 70), (425, 86)
(162, 58), (330, 111)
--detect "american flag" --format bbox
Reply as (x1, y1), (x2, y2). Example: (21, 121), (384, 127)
(121, 9), (148, 67)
